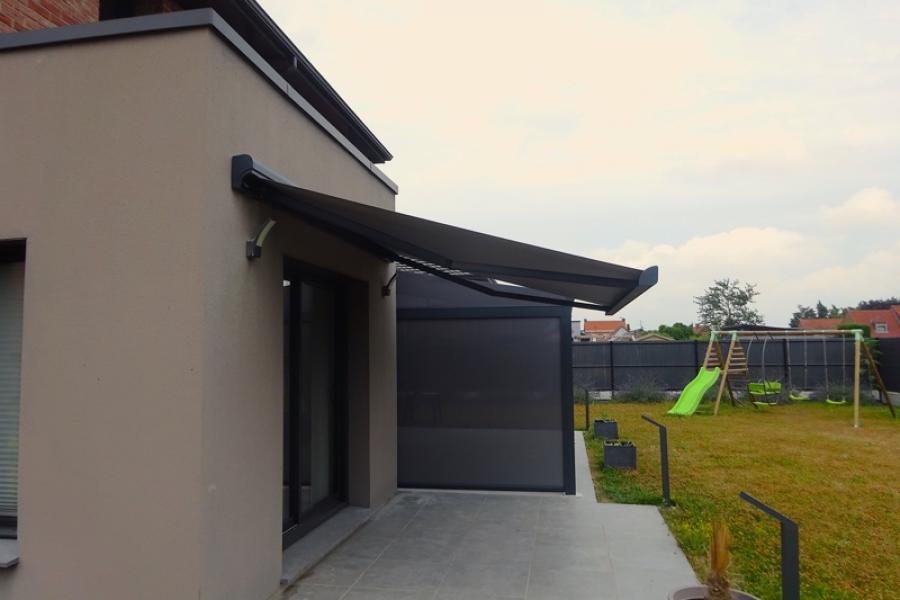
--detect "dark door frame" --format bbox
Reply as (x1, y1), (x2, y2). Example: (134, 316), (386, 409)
(282, 258), (352, 549)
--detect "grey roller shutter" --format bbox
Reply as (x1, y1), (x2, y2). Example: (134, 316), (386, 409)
(0, 262), (24, 517)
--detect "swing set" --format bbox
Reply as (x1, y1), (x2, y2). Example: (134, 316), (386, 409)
(702, 329), (895, 428)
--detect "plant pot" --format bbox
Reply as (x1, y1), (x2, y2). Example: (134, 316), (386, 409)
(603, 439), (636, 469)
(668, 585), (760, 600)
(593, 418), (618, 439)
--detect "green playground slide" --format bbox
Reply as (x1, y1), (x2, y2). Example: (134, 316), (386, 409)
(668, 367), (721, 416)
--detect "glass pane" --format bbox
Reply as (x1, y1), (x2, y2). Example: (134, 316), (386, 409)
(300, 282), (336, 512)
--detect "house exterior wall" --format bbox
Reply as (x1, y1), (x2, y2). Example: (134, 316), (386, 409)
(197, 27), (397, 600)
(0, 30), (208, 599)
(0, 25), (397, 600)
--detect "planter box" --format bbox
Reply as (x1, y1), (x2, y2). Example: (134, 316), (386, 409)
(603, 440), (636, 469)
(593, 419), (618, 439)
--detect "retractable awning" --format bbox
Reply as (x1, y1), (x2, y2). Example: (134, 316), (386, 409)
(231, 155), (657, 313)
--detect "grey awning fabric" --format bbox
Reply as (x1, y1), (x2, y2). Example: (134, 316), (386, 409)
(232, 155), (657, 312)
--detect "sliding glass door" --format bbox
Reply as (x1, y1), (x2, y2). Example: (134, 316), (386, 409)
(283, 268), (347, 548)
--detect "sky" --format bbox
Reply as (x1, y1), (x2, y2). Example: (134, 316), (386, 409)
(260, 0), (900, 328)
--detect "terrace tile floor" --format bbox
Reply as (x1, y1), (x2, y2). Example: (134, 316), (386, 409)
(279, 434), (696, 600)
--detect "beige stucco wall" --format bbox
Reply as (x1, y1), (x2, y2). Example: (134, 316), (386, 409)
(198, 27), (397, 600)
(0, 30), (208, 599)
(0, 25), (397, 600)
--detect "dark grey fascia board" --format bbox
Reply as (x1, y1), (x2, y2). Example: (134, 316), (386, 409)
(0, 10), (398, 194)
(606, 265), (658, 315)
(0, 8), (214, 50)
(207, 0), (392, 162)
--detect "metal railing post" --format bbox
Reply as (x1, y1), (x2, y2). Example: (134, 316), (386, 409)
(641, 415), (670, 505)
(739, 492), (799, 600)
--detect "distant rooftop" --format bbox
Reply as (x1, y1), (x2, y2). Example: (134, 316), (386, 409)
(583, 319), (628, 332)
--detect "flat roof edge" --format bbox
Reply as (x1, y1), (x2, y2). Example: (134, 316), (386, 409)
(0, 9), (399, 195)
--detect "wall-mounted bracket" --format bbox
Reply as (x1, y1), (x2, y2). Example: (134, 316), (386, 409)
(382, 270), (398, 297)
(247, 218), (277, 260)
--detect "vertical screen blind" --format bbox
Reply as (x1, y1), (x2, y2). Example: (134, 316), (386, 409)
(0, 262), (24, 517)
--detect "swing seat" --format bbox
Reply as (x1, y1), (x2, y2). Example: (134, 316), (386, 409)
(825, 398), (848, 405)
(753, 400), (777, 407)
(788, 390), (806, 401)
(748, 381), (781, 397)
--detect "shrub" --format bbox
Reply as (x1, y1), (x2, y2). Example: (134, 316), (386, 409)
(838, 322), (870, 338)
(616, 378), (667, 403)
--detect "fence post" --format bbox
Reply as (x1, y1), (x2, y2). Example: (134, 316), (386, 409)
(584, 386), (589, 430)
(782, 338), (791, 391)
(739, 492), (800, 600)
(609, 341), (615, 400)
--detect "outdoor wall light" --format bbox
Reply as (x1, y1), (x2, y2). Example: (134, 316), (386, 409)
(246, 218), (277, 259)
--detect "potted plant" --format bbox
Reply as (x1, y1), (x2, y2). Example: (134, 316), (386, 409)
(669, 520), (760, 599)
(593, 417), (618, 439)
(603, 439), (636, 469)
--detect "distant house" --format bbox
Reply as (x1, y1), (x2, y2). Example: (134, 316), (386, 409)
(845, 306), (900, 338)
(635, 332), (674, 342)
(797, 307), (900, 338)
(579, 319), (633, 342)
(798, 318), (843, 330)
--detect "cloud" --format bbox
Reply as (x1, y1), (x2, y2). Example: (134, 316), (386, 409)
(582, 225), (900, 328)
(820, 187), (900, 226)
(264, 0), (900, 191)
(799, 239), (900, 293)
(585, 227), (817, 326)
(258, 1), (900, 328)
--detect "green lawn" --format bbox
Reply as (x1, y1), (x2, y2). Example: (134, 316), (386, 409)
(574, 401), (900, 600)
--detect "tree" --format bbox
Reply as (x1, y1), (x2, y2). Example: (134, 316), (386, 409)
(789, 305), (816, 328)
(657, 322), (693, 340)
(856, 297), (900, 310)
(789, 300), (844, 327)
(694, 278), (763, 329)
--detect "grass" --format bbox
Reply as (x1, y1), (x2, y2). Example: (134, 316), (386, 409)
(575, 401), (900, 600)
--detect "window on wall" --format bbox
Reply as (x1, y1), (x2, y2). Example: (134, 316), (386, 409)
(874, 323), (888, 334)
(0, 240), (25, 538)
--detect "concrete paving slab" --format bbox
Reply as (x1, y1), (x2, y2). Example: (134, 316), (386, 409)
(280, 432), (697, 600)
(281, 506), (374, 584)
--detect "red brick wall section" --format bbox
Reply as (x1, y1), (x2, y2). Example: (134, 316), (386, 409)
(0, 1), (100, 33)
(0, 0), (183, 33)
